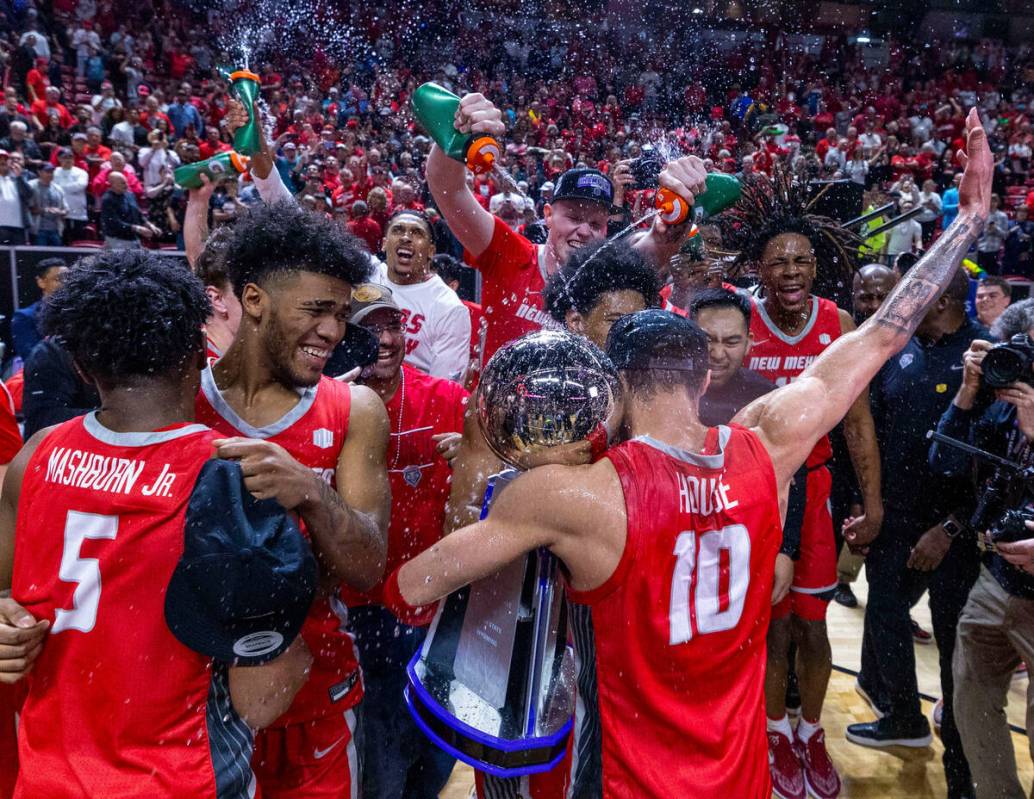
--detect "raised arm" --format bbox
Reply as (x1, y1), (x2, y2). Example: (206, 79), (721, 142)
(425, 93), (504, 259)
(736, 108), (991, 490)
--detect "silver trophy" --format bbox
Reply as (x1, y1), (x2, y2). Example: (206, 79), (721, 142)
(406, 330), (618, 777)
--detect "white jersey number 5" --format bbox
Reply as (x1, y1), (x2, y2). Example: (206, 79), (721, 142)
(52, 511), (119, 634)
(669, 524), (751, 645)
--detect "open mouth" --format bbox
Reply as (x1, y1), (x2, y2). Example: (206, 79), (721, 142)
(777, 284), (806, 305)
(395, 246), (415, 264)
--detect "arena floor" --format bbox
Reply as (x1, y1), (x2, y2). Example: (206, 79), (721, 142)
(439, 570), (1034, 798)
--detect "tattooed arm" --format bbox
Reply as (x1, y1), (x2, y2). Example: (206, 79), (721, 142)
(735, 108), (991, 494)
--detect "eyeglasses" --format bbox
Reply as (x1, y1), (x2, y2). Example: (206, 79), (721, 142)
(364, 321), (404, 336)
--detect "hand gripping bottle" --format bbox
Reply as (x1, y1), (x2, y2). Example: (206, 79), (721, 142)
(218, 67), (263, 156)
(655, 173), (742, 225)
(174, 151), (250, 190)
(410, 82), (501, 176)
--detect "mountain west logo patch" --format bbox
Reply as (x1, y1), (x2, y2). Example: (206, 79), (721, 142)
(313, 428), (334, 449)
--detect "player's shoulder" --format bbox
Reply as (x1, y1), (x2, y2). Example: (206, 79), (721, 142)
(480, 215), (536, 273)
(344, 382), (389, 438)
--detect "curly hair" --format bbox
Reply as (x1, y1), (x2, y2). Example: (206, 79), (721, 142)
(544, 239), (661, 323)
(42, 250), (211, 382)
(717, 168), (860, 300)
(222, 201), (372, 298)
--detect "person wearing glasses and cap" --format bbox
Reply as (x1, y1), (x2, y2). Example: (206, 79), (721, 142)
(662, 224), (737, 316)
(344, 282), (468, 799)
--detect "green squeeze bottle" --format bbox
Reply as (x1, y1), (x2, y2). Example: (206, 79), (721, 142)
(218, 67), (263, 156)
(655, 173), (742, 225)
(410, 82), (501, 175)
(174, 151), (250, 190)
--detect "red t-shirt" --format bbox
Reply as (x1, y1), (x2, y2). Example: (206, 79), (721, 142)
(465, 216), (560, 364)
(198, 140), (230, 160)
(26, 69), (47, 102)
(348, 215), (382, 255)
(341, 365), (467, 606)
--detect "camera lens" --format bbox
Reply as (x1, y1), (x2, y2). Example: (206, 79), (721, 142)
(982, 347), (1026, 389)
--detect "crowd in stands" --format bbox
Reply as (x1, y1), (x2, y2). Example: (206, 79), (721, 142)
(0, 0), (1032, 274)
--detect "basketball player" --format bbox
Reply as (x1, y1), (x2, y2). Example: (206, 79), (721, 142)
(194, 201), (391, 799)
(386, 108), (991, 799)
(722, 170), (883, 797)
(446, 239), (660, 542)
(0, 250), (315, 796)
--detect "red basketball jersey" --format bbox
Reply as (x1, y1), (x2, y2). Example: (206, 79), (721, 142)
(748, 295), (842, 465)
(11, 413), (257, 798)
(568, 427), (780, 799)
(195, 367), (363, 724)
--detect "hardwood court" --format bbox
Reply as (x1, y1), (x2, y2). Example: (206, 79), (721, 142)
(439, 570), (1034, 798)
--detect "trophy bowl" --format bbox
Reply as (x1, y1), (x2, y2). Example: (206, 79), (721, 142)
(406, 329), (619, 778)
(475, 329), (619, 468)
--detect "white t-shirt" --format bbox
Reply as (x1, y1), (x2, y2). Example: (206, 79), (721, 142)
(887, 219), (922, 256)
(53, 166), (89, 221)
(370, 260), (471, 383)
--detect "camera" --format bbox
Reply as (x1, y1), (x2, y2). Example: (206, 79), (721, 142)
(928, 430), (1034, 551)
(981, 334), (1034, 389)
(629, 146), (663, 190)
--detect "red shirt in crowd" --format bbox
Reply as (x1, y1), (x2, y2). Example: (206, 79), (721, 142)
(464, 216), (559, 364)
(339, 364), (468, 607)
(348, 215), (382, 254)
(30, 99), (73, 129)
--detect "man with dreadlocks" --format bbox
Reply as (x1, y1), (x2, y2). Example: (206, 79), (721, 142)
(722, 169), (883, 799)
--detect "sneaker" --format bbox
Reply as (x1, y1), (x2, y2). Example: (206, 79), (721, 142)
(854, 678), (886, 720)
(769, 730), (806, 799)
(833, 583), (858, 608)
(911, 618), (933, 645)
(794, 728), (841, 799)
(786, 671), (802, 719)
(845, 716), (933, 749)
(931, 699), (943, 734)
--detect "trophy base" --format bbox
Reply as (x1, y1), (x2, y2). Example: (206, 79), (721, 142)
(404, 670), (571, 778)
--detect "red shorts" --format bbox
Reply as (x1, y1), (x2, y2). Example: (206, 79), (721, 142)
(253, 710), (358, 799)
(0, 683), (25, 799)
(773, 465), (836, 622)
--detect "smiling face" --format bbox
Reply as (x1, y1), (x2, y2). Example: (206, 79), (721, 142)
(544, 199), (609, 268)
(383, 213), (435, 285)
(360, 307), (406, 381)
(759, 233), (817, 315)
(247, 271), (353, 387)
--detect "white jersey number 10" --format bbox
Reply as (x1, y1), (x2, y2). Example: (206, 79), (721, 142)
(669, 524), (751, 645)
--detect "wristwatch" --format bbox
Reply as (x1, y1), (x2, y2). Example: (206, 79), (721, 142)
(942, 517), (965, 539)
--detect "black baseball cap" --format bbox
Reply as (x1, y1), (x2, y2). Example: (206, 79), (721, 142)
(164, 459), (317, 665)
(552, 168), (614, 210)
(605, 309), (709, 375)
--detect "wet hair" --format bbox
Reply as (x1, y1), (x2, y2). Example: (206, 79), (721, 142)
(223, 201), (372, 298)
(943, 269), (971, 306)
(194, 225), (234, 291)
(717, 167), (860, 299)
(431, 253), (465, 286)
(689, 287), (752, 326)
(35, 256), (66, 279)
(42, 250), (210, 382)
(544, 239), (660, 323)
(386, 207), (434, 244)
(991, 298), (1034, 342)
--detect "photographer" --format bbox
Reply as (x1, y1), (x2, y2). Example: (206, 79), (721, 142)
(929, 297), (1034, 797)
